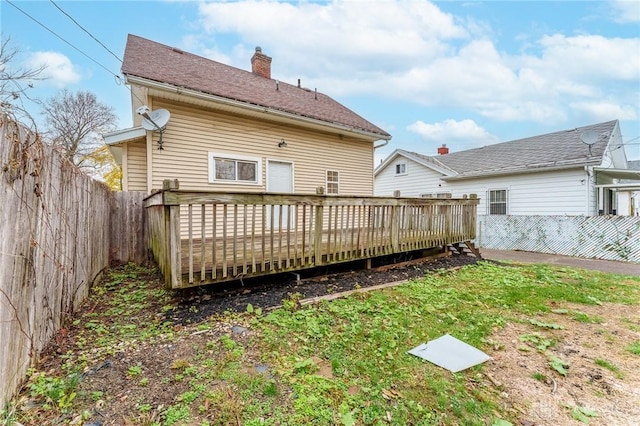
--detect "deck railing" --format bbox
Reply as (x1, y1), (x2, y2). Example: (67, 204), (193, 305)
(146, 189), (479, 289)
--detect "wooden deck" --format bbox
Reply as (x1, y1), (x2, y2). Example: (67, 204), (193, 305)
(146, 190), (479, 289)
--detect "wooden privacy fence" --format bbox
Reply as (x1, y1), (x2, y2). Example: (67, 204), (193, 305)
(147, 189), (479, 288)
(0, 114), (147, 408)
(477, 215), (640, 263)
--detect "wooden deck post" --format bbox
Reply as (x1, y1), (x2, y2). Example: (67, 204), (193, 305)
(168, 204), (182, 288)
(391, 204), (400, 252)
(314, 204), (324, 265)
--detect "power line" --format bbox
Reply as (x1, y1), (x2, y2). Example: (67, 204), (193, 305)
(6, 0), (148, 108)
(49, 0), (122, 63)
(6, 0), (120, 80)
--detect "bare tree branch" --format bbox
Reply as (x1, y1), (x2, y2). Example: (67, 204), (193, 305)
(41, 90), (118, 168)
(0, 37), (45, 125)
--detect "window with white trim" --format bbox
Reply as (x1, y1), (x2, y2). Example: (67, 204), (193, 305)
(208, 153), (261, 184)
(488, 189), (507, 215)
(326, 170), (339, 194)
(395, 163), (406, 175)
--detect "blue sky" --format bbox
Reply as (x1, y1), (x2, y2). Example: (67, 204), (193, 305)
(2, 0), (639, 163)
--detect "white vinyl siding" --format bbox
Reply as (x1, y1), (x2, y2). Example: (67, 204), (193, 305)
(444, 169), (590, 215)
(145, 99), (374, 195)
(375, 155), (591, 215)
(374, 157), (443, 197)
(126, 139), (147, 191)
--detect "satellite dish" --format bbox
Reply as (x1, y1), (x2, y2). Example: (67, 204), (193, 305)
(136, 106), (171, 150)
(579, 130), (599, 146)
(579, 130), (599, 156)
(140, 108), (171, 131)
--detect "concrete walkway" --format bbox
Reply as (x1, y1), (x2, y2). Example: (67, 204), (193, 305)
(480, 249), (640, 277)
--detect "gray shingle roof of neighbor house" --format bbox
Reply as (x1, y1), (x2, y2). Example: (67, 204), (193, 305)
(121, 34), (390, 139)
(409, 120), (618, 179)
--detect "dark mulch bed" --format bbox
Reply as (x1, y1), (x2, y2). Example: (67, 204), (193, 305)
(167, 253), (480, 325)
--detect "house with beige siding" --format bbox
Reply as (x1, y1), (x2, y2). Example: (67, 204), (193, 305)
(104, 35), (390, 196)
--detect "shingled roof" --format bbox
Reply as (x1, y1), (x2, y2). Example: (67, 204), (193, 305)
(408, 120), (618, 179)
(121, 35), (390, 139)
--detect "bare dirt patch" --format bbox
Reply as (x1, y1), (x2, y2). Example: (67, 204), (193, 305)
(485, 303), (640, 426)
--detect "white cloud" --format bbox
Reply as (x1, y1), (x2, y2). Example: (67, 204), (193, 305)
(25, 52), (81, 87)
(532, 34), (640, 81)
(197, 0), (468, 75)
(192, 0), (639, 128)
(570, 101), (637, 122)
(609, 0), (640, 23)
(407, 119), (499, 149)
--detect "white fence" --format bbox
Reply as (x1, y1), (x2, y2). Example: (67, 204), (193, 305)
(477, 215), (640, 263)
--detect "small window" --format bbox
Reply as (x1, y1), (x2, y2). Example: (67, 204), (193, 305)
(209, 153), (261, 184)
(395, 163), (406, 175)
(326, 170), (339, 194)
(488, 189), (507, 215)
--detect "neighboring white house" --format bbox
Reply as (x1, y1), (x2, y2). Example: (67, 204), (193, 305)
(375, 120), (640, 216)
(619, 160), (640, 216)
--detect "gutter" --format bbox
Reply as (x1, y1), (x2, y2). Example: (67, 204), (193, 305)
(125, 75), (391, 142)
(442, 160), (602, 181)
(374, 139), (390, 149)
(595, 183), (640, 189)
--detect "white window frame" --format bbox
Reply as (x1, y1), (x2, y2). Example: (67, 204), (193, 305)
(208, 152), (262, 185)
(395, 163), (407, 176)
(487, 189), (508, 215)
(326, 169), (340, 195)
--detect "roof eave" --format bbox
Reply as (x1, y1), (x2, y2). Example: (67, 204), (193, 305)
(125, 74), (390, 142)
(102, 126), (146, 145)
(441, 160), (600, 181)
(593, 167), (640, 180)
(374, 149), (456, 177)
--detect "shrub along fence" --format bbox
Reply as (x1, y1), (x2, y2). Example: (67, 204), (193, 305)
(0, 114), (147, 408)
(477, 215), (640, 263)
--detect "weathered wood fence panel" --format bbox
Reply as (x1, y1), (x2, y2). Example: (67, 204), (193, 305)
(477, 215), (640, 263)
(147, 190), (479, 288)
(0, 115), (147, 408)
(110, 191), (148, 265)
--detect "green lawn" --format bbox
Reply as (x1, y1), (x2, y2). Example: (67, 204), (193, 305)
(4, 261), (639, 426)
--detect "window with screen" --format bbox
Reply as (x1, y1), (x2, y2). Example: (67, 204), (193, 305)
(209, 153), (261, 184)
(488, 189), (507, 215)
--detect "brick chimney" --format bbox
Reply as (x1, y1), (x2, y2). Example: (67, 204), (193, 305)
(251, 46), (272, 79)
(437, 144), (449, 155)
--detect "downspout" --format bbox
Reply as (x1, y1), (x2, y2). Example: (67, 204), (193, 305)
(374, 138), (390, 149)
(584, 165), (590, 216)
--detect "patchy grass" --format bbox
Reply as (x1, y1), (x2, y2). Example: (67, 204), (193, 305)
(4, 261), (639, 425)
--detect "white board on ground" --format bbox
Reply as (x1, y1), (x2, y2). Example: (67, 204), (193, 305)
(408, 334), (491, 373)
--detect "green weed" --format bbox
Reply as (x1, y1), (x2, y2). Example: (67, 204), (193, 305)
(594, 358), (623, 378)
(627, 341), (640, 356)
(519, 333), (554, 352)
(572, 311), (603, 324)
(549, 357), (570, 376)
(27, 370), (80, 412)
(568, 405), (598, 424)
